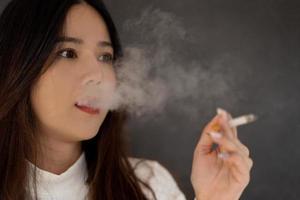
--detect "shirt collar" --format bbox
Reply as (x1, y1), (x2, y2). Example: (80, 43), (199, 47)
(26, 152), (88, 198)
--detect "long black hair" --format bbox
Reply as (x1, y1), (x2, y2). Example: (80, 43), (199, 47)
(0, 0), (156, 199)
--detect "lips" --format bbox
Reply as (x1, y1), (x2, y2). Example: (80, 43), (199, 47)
(75, 103), (100, 115)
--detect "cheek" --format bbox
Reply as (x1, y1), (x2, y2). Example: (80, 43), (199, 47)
(30, 69), (67, 133)
(105, 67), (117, 87)
(104, 67), (118, 99)
(31, 84), (108, 141)
(30, 71), (109, 142)
(32, 67), (72, 111)
(30, 74), (69, 133)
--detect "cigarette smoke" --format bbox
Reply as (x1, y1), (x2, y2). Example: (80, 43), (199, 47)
(78, 7), (241, 120)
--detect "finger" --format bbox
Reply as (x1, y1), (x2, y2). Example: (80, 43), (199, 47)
(196, 115), (222, 154)
(218, 150), (253, 170)
(227, 112), (238, 138)
(227, 153), (251, 185)
(227, 153), (248, 172)
(209, 124), (252, 160)
(234, 154), (253, 171)
(222, 111), (251, 157)
(216, 111), (250, 156)
(229, 153), (252, 177)
(220, 109), (250, 157)
(216, 108), (250, 158)
(197, 114), (221, 146)
(247, 157), (254, 170)
(210, 131), (251, 160)
(217, 108), (235, 139)
(208, 131), (240, 153)
(223, 110), (251, 157)
(223, 135), (250, 158)
(235, 139), (250, 157)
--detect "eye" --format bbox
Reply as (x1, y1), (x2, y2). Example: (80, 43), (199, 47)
(98, 53), (113, 63)
(57, 48), (77, 59)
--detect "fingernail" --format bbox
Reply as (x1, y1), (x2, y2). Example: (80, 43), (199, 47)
(208, 131), (222, 140)
(217, 107), (228, 121)
(216, 107), (223, 115)
(218, 152), (230, 159)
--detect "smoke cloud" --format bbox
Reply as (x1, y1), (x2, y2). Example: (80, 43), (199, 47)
(78, 7), (240, 120)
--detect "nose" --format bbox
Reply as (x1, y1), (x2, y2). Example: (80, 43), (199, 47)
(83, 58), (104, 86)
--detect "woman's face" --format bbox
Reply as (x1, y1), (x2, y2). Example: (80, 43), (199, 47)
(30, 3), (116, 143)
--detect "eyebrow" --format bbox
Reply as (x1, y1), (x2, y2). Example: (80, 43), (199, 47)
(55, 36), (113, 48)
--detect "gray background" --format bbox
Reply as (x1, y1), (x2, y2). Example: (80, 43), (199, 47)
(104, 0), (300, 199)
(1, 0), (300, 199)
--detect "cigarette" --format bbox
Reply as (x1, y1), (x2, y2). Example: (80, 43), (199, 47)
(211, 114), (257, 132)
(229, 114), (257, 127)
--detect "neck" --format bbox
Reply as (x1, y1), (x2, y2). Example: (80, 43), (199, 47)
(34, 136), (82, 175)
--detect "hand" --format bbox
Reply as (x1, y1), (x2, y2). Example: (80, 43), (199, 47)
(191, 108), (253, 200)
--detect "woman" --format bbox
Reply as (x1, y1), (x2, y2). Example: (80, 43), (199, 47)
(0, 0), (253, 199)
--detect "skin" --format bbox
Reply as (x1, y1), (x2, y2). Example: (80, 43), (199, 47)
(191, 108), (253, 200)
(30, 2), (115, 174)
(30, 2), (252, 199)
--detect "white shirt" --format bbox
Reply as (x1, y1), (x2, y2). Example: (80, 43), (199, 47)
(26, 152), (187, 200)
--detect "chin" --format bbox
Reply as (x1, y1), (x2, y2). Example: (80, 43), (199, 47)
(76, 125), (103, 140)
(80, 131), (99, 141)
(66, 124), (101, 142)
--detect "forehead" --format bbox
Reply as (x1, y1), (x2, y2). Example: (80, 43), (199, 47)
(62, 3), (111, 42)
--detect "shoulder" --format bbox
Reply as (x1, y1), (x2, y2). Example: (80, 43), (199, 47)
(128, 157), (186, 200)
